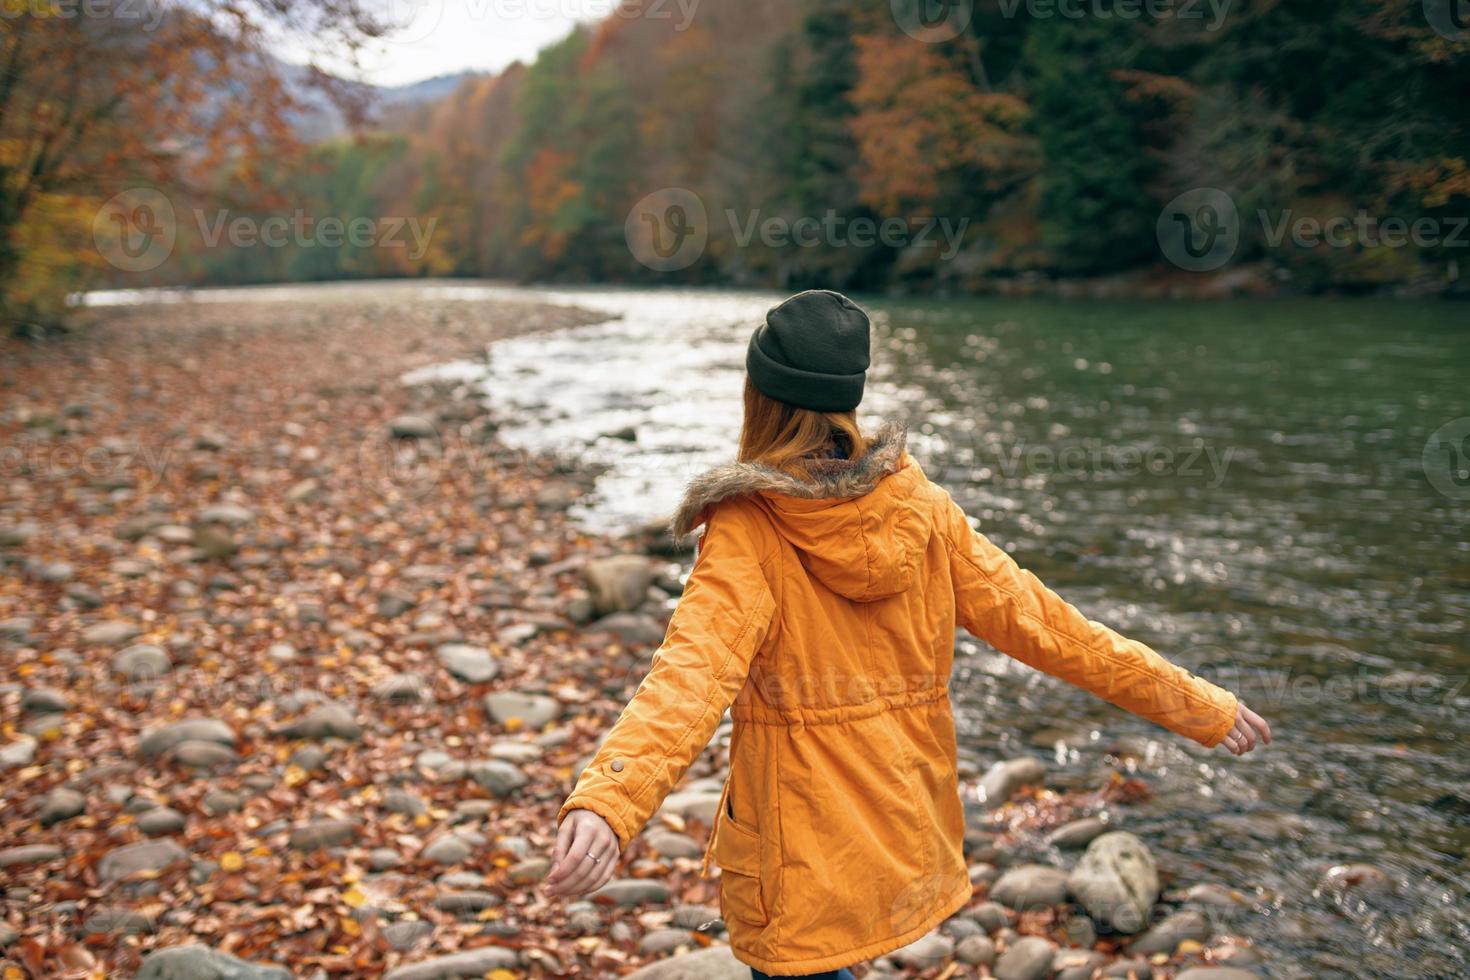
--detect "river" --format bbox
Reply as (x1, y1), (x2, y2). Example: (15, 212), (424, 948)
(88, 280), (1470, 978)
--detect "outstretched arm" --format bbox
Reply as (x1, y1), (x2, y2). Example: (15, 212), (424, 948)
(940, 495), (1266, 751)
(547, 504), (776, 896)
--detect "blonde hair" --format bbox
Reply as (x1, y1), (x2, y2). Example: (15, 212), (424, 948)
(737, 376), (870, 478)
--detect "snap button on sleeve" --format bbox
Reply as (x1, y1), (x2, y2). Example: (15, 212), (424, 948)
(610, 759), (624, 772)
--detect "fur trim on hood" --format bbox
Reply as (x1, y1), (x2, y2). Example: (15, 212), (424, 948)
(671, 419), (909, 539)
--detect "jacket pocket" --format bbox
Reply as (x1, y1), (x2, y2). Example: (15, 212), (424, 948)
(710, 810), (769, 927)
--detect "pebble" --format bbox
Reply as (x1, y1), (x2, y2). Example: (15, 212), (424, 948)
(83, 907), (155, 935)
(1047, 815), (1110, 849)
(1066, 831), (1160, 932)
(467, 759), (528, 797)
(388, 415), (437, 439)
(1319, 863), (1395, 895)
(508, 857), (550, 884)
(112, 643), (171, 680)
(990, 864), (1070, 910)
(135, 944), (289, 980)
(289, 818), (357, 851)
(0, 844), (63, 867)
(98, 839), (189, 881)
(1130, 909), (1211, 956)
(382, 919), (434, 951)
(436, 643), (499, 684)
(585, 611), (667, 646)
(955, 934), (997, 966)
(421, 836), (472, 864)
(368, 848), (403, 871)
(979, 757), (1047, 807)
(172, 740), (238, 768)
(21, 687), (69, 713)
(591, 878), (671, 907)
(195, 503), (256, 526)
(482, 691), (561, 729)
(80, 620), (141, 645)
(1175, 969), (1261, 979)
(38, 787), (87, 825)
(639, 927), (695, 955)
(383, 788), (427, 816)
(972, 900), (1011, 931)
(994, 936), (1057, 980)
(0, 735), (38, 768)
(377, 591), (416, 618)
(644, 829), (703, 860)
(200, 790), (243, 815)
(584, 554), (655, 615)
(889, 931), (953, 970)
(375, 673), (427, 702)
(433, 890), (500, 913)
(1055, 949), (1108, 980)
(277, 703), (361, 740)
(136, 806), (187, 836)
(137, 718), (235, 758)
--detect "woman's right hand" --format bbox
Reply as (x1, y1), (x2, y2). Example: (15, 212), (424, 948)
(1220, 700), (1272, 755)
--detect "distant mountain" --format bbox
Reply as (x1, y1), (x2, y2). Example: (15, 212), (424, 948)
(278, 64), (484, 141)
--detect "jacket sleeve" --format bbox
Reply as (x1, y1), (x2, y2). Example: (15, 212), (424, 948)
(557, 505), (777, 849)
(940, 496), (1237, 748)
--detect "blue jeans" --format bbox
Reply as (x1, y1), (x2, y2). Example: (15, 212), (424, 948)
(751, 971), (855, 980)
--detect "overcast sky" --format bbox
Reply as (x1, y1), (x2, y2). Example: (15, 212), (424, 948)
(280, 1), (608, 87)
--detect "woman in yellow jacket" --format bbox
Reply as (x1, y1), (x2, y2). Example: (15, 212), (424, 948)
(545, 290), (1271, 979)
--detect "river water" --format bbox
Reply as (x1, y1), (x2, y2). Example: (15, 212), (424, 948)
(90, 281), (1469, 977)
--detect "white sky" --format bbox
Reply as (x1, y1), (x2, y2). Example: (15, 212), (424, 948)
(278, 0), (614, 87)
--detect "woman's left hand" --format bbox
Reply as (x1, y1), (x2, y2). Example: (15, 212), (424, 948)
(543, 808), (621, 897)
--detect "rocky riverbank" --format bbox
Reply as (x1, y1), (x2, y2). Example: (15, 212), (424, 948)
(2, 291), (1267, 977)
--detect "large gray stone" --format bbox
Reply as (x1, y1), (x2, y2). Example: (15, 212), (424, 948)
(624, 946), (749, 980)
(135, 944), (289, 980)
(382, 947), (519, 980)
(1066, 831), (1160, 933)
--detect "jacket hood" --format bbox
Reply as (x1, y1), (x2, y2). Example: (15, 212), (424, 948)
(672, 420), (933, 601)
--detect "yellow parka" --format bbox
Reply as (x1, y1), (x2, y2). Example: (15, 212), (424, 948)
(558, 421), (1237, 976)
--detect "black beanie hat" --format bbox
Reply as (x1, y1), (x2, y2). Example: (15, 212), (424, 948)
(746, 290), (871, 413)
